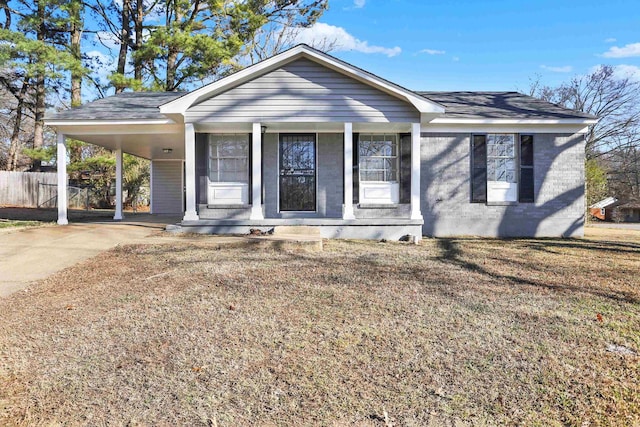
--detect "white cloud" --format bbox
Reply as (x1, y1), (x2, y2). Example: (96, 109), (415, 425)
(85, 50), (117, 85)
(420, 49), (446, 55)
(95, 31), (120, 50)
(452, 56), (460, 62)
(604, 37), (617, 43)
(611, 64), (640, 81)
(602, 42), (640, 58)
(540, 64), (573, 73)
(589, 64), (640, 81)
(294, 23), (401, 57)
(353, 0), (366, 8)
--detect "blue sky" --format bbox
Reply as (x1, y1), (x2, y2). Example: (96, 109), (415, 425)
(298, 0), (640, 91)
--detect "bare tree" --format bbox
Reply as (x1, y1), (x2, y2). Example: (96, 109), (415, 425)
(530, 65), (640, 159)
(607, 145), (640, 201)
(246, 16), (338, 64)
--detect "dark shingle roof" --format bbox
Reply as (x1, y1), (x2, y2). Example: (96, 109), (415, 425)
(46, 92), (185, 121)
(416, 91), (596, 120)
(47, 89), (596, 122)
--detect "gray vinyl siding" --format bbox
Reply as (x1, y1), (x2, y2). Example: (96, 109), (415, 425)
(185, 58), (419, 123)
(420, 133), (585, 237)
(151, 160), (183, 214)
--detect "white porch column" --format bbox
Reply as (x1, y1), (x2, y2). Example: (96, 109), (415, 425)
(114, 148), (124, 220)
(250, 123), (264, 220)
(343, 122), (356, 220)
(56, 132), (68, 225)
(183, 123), (199, 221)
(410, 122), (423, 221)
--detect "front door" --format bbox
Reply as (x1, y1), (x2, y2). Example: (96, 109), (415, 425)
(279, 134), (316, 211)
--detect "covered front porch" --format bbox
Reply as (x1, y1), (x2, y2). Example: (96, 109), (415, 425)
(184, 121), (424, 240)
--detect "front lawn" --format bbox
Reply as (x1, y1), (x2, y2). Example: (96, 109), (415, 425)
(1, 229), (638, 425)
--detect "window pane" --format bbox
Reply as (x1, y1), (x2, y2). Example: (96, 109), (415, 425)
(359, 134), (398, 182)
(208, 134), (249, 183)
(486, 134), (516, 184)
(487, 134), (514, 157)
(385, 167), (398, 181)
(362, 171), (385, 181)
(362, 158), (385, 170)
(359, 135), (397, 156)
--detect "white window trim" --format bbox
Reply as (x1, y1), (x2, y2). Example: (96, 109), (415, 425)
(486, 133), (518, 203)
(358, 134), (400, 205)
(207, 134), (249, 206)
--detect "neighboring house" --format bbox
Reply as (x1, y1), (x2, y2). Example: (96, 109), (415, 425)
(589, 197), (640, 222)
(45, 44), (597, 240)
(589, 197), (619, 221)
(613, 201), (640, 222)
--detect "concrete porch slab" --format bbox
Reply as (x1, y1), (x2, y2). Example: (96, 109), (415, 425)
(175, 218), (423, 241)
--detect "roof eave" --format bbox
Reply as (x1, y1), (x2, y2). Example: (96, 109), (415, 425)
(430, 118), (598, 125)
(45, 118), (177, 128)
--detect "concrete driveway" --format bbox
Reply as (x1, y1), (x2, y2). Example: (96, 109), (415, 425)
(0, 218), (176, 298)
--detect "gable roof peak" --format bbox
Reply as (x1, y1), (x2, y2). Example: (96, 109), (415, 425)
(159, 44), (444, 116)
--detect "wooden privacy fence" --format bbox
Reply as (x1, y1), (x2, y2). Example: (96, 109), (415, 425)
(0, 171), (93, 209)
(0, 171), (59, 208)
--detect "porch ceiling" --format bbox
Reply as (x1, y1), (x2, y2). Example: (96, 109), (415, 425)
(56, 123), (184, 160)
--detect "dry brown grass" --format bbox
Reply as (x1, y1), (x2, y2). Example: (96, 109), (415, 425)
(1, 228), (639, 426)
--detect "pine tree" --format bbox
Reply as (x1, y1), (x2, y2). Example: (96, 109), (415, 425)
(0, 0), (85, 170)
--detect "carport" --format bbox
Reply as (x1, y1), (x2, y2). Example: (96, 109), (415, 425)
(45, 93), (186, 224)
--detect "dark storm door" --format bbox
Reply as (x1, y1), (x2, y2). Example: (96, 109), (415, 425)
(279, 134), (316, 211)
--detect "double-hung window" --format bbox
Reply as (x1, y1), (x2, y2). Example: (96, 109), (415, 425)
(208, 134), (249, 183)
(358, 134), (400, 204)
(471, 134), (535, 203)
(207, 134), (249, 205)
(359, 134), (398, 182)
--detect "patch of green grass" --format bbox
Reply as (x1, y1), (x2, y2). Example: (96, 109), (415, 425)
(0, 219), (42, 229)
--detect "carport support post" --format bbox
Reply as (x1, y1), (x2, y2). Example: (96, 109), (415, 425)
(114, 148), (123, 221)
(56, 132), (68, 225)
(343, 122), (355, 220)
(183, 123), (199, 221)
(410, 122), (423, 223)
(250, 123), (264, 220)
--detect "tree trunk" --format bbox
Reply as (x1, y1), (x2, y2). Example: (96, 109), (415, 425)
(70, 0), (82, 107)
(115, 0), (131, 94)
(166, 47), (178, 91)
(165, 4), (181, 91)
(133, 0), (143, 84)
(1, 0), (11, 29)
(68, 0), (83, 174)
(7, 83), (28, 171)
(32, 0), (46, 172)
